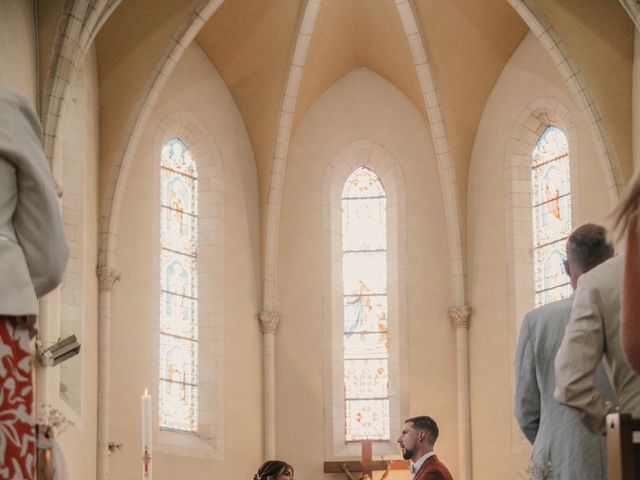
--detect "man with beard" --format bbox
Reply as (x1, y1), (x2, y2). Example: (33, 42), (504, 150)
(397, 416), (453, 480)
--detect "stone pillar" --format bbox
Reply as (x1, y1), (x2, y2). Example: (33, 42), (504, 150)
(448, 305), (472, 480)
(258, 310), (280, 459)
(96, 266), (121, 480)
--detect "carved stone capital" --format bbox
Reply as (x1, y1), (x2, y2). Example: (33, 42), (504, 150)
(258, 311), (280, 334)
(448, 305), (472, 329)
(97, 266), (121, 292)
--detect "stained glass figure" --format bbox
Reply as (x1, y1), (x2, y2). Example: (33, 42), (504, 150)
(531, 126), (571, 307)
(342, 167), (390, 441)
(160, 138), (198, 432)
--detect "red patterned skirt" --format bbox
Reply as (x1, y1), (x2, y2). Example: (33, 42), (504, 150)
(0, 319), (35, 479)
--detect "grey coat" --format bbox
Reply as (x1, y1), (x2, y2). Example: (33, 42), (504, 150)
(514, 296), (617, 480)
(0, 83), (68, 314)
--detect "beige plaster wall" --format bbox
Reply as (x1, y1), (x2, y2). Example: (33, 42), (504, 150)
(0, 0), (37, 104)
(536, 0), (634, 181)
(277, 68), (456, 479)
(110, 43), (262, 479)
(467, 32), (612, 479)
(56, 44), (100, 480)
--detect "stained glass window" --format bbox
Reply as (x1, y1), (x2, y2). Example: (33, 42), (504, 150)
(342, 167), (390, 441)
(531, 126), (572, 307)
(159, 138), (198, 432)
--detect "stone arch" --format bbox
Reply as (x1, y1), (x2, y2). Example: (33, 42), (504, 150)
(619, 0), (640, 30)
(394, 0), (465, 305)
(95, 2), (224, 477)
(100, 0), (224, 271)
(151, 109), (225, 459)
(504, 97), (578, 452)
(321, 139), (409, 459)
(42, 0), (120, 182)
(507, 0), (623, 204)
(262, 0), (322, 312)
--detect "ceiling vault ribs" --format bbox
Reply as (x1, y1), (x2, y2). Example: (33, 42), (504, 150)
(394, 3), (470, 479)
(101, 0), (224, 270)
(95, 3), (224, 480)
(618, 0), (640, 29)
(507, 0), (623, 204)
(261, 0), (322, 313)
(394, 0), (466, 306)
(41, 0), (121, 187)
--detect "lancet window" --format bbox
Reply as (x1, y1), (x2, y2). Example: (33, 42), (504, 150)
(159, 138), (199, 432)
(341, 166), (390, 441)
(531, 126), (572, 307)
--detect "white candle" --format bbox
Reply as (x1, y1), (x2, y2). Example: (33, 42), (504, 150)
(141, 388), (152, 479)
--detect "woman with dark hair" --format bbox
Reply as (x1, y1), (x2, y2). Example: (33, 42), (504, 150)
(254, 460), (295, 480)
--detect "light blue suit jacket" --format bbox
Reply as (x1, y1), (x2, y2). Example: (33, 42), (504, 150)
(515, 296), (617, 479)
(0, 83), (68, 314)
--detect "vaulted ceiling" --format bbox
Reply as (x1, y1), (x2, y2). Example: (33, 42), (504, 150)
(195, 0), (529, 217)
(86, 0), (633, 234)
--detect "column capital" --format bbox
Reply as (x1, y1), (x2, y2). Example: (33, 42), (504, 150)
(448, 305), (472, 329)
(97, 266), (121, 292)
(258, 311), (280, 334)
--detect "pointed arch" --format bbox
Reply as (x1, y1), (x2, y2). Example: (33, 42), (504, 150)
(96, 3), (225, 476)
(152, 110), (225, 458)
(393, 2), (469, 477)
(100, 0), (224, 272)
(507, 0), (623, 204)
(42, 0), (121, 181)
(262, 0), (322, 312)
(394, 0), (466, 306)
(322, 139), (409, 458)
(619, 0), (640, 30)
(505, 97), (579, 453)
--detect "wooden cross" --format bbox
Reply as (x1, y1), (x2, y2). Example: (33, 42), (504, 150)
(323, 440), (410, 478)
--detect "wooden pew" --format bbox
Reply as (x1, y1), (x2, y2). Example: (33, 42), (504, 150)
(607, 413), (640, 479)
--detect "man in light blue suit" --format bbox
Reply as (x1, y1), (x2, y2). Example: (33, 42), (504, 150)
(514, 224), (617, 479)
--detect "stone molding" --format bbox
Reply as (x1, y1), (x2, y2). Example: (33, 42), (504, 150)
(448, 305), (472, 329)
(258, 311), (281, 334)
(97, 266), (121, 292)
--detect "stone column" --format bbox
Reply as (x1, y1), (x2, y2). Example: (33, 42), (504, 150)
(96, 266), (121, 480)
(258, 310), (280, 459)
(448, 305), (472, 480)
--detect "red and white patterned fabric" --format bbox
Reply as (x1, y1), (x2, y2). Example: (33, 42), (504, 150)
(0, 320), (35, 479)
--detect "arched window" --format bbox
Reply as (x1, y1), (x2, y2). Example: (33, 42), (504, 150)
(341, 166), (389, 441)
(531, 126), (572, 307)
(159, 138), (198, 432)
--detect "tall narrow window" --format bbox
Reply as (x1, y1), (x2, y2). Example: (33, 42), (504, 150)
(159, 138), (198, 432)
(341, 167), (389, 441)
(531, 126), (572, 307)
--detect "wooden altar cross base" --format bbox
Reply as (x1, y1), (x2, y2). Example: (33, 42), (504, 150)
(323, 440), (410, 476)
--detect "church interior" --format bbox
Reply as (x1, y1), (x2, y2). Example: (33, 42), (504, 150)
(1, 0), (637, 478)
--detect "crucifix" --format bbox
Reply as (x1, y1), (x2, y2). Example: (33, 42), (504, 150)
(323, 440), (410, 479)
(142, 447), (152, 478)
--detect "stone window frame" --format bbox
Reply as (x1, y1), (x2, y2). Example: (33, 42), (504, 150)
(504, 97), (578, 453)
(322, 139), (409, 459)
(152, 111), (225, 459)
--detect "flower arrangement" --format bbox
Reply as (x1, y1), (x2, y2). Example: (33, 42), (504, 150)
(518, 460), (553, 480)
(37, 404), (73, 438)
